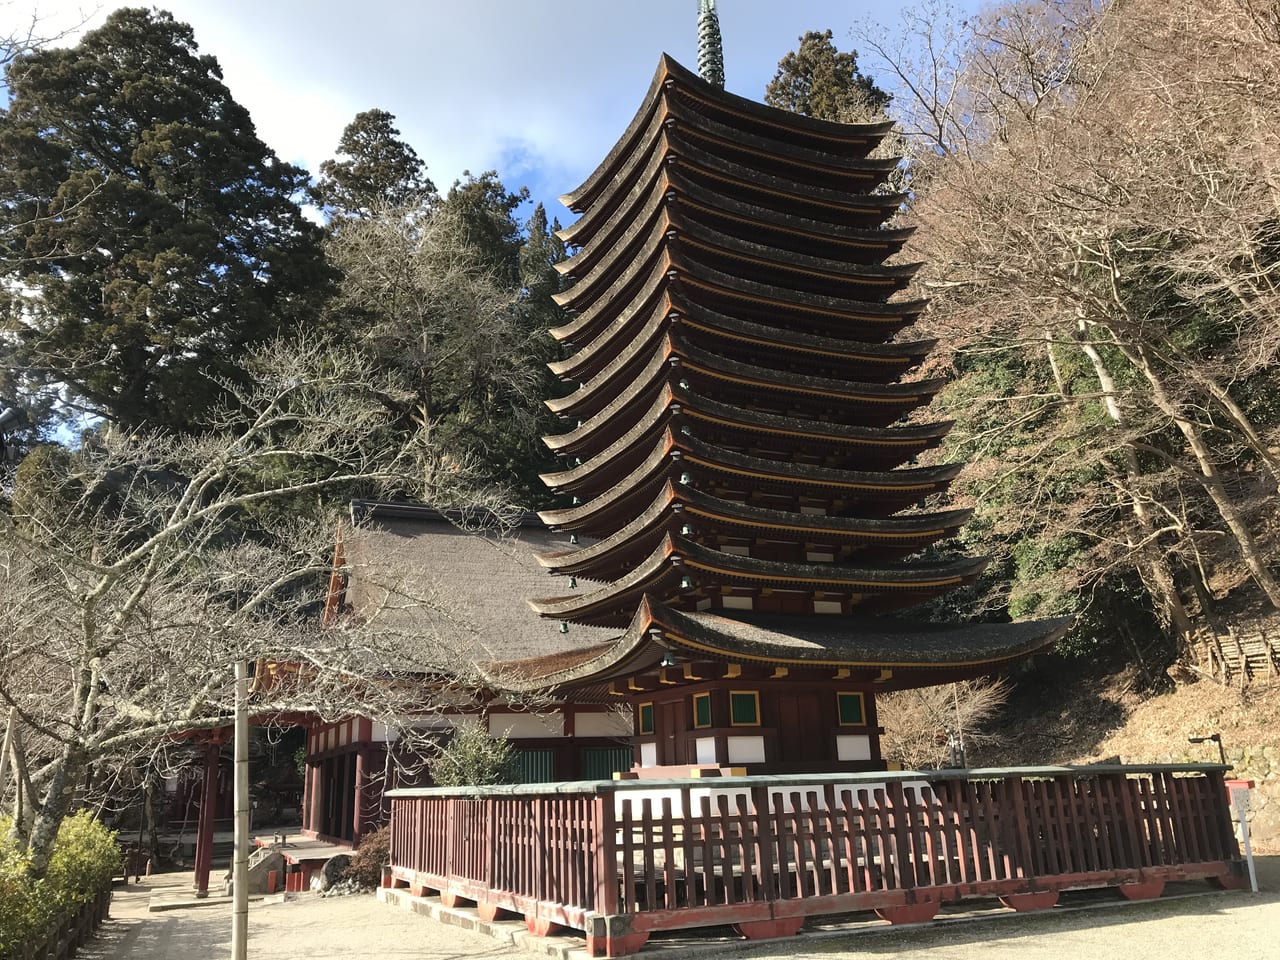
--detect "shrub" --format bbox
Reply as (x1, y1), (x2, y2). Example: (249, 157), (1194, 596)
(427, 720), (519, 787)
(343, 825), (390, 888)
(0, 813), (119, 957)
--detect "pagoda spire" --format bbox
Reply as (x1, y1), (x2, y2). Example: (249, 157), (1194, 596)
(697, 1), (725, 88)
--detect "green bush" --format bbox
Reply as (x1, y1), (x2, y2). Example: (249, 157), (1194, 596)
(428, 720), (519, 788)
(0, 813), (120, 957)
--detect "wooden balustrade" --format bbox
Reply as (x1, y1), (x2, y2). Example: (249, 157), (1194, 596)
(386, 765), (1244, 958)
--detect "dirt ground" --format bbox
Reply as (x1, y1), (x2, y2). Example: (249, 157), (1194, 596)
(79, 858), (1280, 960)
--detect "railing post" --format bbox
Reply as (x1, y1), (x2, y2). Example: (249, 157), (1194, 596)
(750, 783), (776, 901)
(484, 797), (496, 890)
(593, 789), (619, 916)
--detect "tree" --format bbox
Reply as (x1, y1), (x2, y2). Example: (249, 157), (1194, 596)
(0, 337), (503, 879)
(321, 195), (548, 503)
(879, 679), (1010, 769)
(0, 8), (332, 433)
(857, 0), (1280, 664)
(320, 170), (568, 507)
(313, 108), (437, 219)
(765, 29), (891, 123)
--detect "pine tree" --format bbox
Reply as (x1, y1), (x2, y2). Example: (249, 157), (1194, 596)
(766, 30), (891, 123)
(0, 8), (332, 432)
(314, 108), (436, 218)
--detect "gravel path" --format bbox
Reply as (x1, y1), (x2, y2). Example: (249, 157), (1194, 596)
(79, 858), (1280, 960)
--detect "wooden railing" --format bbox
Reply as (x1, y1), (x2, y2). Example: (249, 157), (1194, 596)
(386, 765), (1243, 958)
(20, 885), (112, 960)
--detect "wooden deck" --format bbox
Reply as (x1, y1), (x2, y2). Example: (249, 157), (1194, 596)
(385, 764), (1246, 957)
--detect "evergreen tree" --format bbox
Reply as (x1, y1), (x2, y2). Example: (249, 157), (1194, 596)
(0, 8), (332, 432)
(314, 108), (436, 218)
(766, 29), (891, 123)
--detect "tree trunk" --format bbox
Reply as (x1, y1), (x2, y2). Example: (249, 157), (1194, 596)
(1074, 324), (1197, 639)
(25, 744), (86, 878)
(1127, 340), (1280, 610)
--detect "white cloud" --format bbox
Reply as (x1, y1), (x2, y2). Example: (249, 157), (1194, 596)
(16, 0), (984, 219)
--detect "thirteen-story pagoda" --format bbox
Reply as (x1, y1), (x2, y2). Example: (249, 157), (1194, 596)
(496, 56), (1070, 775)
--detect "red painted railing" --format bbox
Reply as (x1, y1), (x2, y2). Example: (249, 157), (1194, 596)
(386, 765), (1243, 957)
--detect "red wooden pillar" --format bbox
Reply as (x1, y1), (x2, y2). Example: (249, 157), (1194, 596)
(309, 758), (325, 837)
(193, 737), (222, 897)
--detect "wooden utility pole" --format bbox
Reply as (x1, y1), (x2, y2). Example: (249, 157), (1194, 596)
(232, 660), (250, 960)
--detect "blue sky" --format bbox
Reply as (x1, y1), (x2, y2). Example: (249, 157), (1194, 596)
(19, 1), (984, 223)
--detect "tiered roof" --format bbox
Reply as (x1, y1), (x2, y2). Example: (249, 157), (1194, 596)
(511, 56), (1068, 688)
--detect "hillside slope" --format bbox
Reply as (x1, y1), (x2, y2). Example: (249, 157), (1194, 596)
(976, 664), (1280, 851)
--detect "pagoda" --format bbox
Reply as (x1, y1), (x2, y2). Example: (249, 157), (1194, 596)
(492, 56), (1070, 775)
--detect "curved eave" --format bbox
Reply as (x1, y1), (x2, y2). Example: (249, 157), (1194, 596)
(657, 55), (894, 151)
(551, 289), (933, 383)
(677, 338), (944, 409)
(550, 331), (941, 423)
(561, 57), (673, 212)
(537, 481), (684, 574)
(489, 597), (1072, 694)
(539, 428), (678, 528)
(537, 481), (974, 578)
(676, 537), (988, 594)
(548, 248), (671, 345)
(677, 434), (963, 496)
(561, 162), (913, 279)
(478, 599), (663, 693)
(675, 386), (954, 451)
(529, 535), (683, 626)
(666, 142), (905, 228)
(663, 168), (914, 262)
(541, 383), (954, 493)
(556, 204), (920, 315)
(677, 263), (927, 333)
(543, 347), (675, 455)
(542, 386), (676, 472)
(563, 54), (893, 214)
(543, 429), (963, 533)
(651, 603), (1075, 676)
(531, 533), (987, 627)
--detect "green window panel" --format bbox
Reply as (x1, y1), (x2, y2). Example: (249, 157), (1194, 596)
(729, 690), (760, 726)
(638, 702), (654, 734)
(837, 692), (865, 726)
(693, 692), (712, 728)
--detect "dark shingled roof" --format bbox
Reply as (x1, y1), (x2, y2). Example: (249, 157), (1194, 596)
(536, 481), (974, 578)
(551, 286), (931, 384)
(529, 532), (988, 627)
(563, 54), (893, 215)
(488, 596), (1073, 694)
(343, 502), (615, 664)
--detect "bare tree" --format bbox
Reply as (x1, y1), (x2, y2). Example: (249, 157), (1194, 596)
(322, 199), (548, 500)
(856, 0), (1280, 656)
(0, 337), (505, 878)
(879, 679), (1010, 769)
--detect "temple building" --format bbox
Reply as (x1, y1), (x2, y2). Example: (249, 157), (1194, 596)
(476, 55), (1071, 775)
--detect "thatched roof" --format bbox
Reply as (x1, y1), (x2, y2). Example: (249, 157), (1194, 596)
(342, 502), (615, 667)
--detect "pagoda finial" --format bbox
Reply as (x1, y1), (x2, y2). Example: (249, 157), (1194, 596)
(697, 0), (725, 89)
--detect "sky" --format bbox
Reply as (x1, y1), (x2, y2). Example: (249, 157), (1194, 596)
(13, 1), (983, 224)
